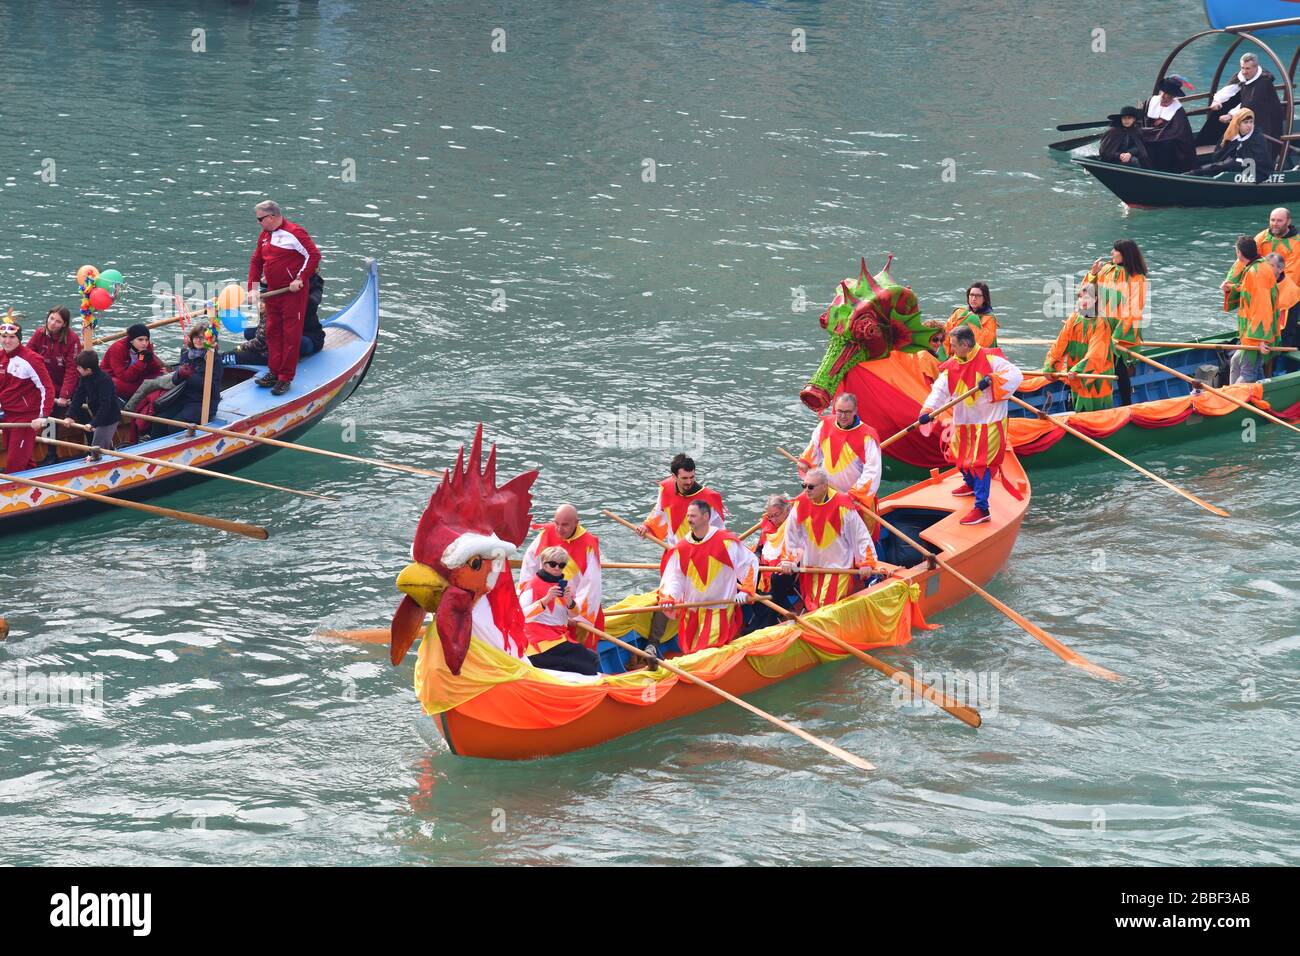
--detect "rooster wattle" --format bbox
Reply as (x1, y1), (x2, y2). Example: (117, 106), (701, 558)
(390, 425), (538, 675)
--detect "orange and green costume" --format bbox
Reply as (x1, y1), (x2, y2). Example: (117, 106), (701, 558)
(1042, 310), (1114, 412)
(936, 307), (998, 361)
(1224, 257), (1280, 347)
(1086, 264), (1147, 345)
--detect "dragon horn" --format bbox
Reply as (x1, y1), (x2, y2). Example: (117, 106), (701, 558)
(861, 264), (883, 296)
(840, 281), (858, 304)
(881, 252), (894, 275)
(859, 256), (869, 278)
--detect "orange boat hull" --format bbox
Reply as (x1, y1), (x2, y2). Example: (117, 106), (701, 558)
(437, 456), (1029, 760)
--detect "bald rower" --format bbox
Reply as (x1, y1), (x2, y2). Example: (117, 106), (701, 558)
(519, 503), (604, 626)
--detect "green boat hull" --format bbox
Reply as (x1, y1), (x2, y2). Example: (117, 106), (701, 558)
(881, 333), (1300, 480)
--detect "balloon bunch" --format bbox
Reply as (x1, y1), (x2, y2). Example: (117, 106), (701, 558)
(214, 283), (248, 334)
(76, 264), (126, 332)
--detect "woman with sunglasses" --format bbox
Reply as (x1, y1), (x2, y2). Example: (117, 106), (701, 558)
(518, 546), (601, 676)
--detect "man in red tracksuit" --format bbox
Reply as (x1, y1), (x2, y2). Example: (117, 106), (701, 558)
(1, 313), (56, 473)
(247, 200), (321, 396)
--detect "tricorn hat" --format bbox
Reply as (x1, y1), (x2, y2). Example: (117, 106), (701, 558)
(1107, 105), (1146, 125)
(1157, 75), (1193, 98)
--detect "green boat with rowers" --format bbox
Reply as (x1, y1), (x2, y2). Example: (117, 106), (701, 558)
(796, 257), (1300, 479)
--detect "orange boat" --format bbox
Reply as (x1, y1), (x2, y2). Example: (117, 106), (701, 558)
(414, 453), (1032, 761)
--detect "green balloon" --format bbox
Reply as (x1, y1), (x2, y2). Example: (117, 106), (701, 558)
(95, 269), (124, 290)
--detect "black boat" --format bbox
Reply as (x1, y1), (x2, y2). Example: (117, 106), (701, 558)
(1054, 16), (1300, 207)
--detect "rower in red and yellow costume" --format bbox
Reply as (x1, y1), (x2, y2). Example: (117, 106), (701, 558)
(918, 324), (1024, 526)
(797, 392), (881, 535)
(519, 503), (603, 632)
(933, 281), (999, 361)
(658, 500), (758, 654)
(1221, 234), (1279, 384)
(777, 468), (876, 611)
(637, 452), (726, 548)
(1042, 278), (1114, 412)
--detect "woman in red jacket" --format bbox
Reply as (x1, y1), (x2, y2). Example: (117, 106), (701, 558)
(102, 323), (165, 400)
(26, 306), (81, 415)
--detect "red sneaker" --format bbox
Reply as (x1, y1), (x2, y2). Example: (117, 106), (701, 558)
(959, 507), (990, 525)
(952, 483), (976, 497)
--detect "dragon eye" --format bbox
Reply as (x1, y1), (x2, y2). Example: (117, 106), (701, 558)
(469, 557), (483, 571)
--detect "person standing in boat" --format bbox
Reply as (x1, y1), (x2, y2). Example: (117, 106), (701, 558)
(1190, 109), (1274, 180)
(1197, 52), (1284, 148)
(247, 200), (320, 397)
(26, 307), (81, 417)
(776, 468), (876, 609)
(1265, 253), (1300, 372)
(67, 350), (121, 454)
(658, 500), (757, 654)
(1141, 76), (1196, 174)
(748, 495), (796, 630)
(1099, 106), (1150, 168)
(1042, 279), (1114, 412)
(518, 546), (602, 676)
(636, 452), (726, 546)
(519, 503), (603, 629)
(1221, 235), (1279, 384)
(1086, 239), (1147, 406)
(102, 324), (165, 401)
(0, 313), (55, 473)
(929, 282), (998, 361)
(1254, 208), (1300, 351)
(796, 392), (882, 535)
(916, 325), (1024, 526)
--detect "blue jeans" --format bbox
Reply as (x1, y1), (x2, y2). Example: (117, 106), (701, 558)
(961, 468), (993, 512)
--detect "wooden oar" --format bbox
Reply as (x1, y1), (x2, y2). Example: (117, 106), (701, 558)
(755, 597), (981, 728)
(852, 497), (1120, 681)
(316, 626), (393, 645)
(604, 599), (740, 617)
(36, 434), (336, 502)
(1036, 371), (1119, 380)
(1114, 343), (1300, 437)
(571, 618), (875, 772)
(1055, 120), (1110, 133)
(1005, 393), (1229, 517)
(0, 471), (268, 539)
(602, 559), (869, 575)
(737, 519), (764, 541)
(119, 410), (443, 478)
(879, 391), (967, 450)
(996, 338), (1056, 346)
(603, 508), (663, 542)
(1047, 132), (1103, 152)
(1125, 340), (1297, 353)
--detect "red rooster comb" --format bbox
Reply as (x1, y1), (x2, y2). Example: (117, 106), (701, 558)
(412, 424), (539, 569)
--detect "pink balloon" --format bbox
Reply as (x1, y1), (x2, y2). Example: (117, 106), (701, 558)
(88, 287), (114, 311)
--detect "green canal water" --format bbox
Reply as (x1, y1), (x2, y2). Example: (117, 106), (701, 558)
(0, 0), (1296, 865)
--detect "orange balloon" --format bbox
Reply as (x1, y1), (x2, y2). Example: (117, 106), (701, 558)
(76, 264), (99, 286)
(216, 284), (246, 311)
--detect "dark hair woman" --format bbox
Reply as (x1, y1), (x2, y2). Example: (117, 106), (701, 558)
(26, 305), (81, 412)
(932, 281), (998, 361)
(1088, 239), (1149, 405)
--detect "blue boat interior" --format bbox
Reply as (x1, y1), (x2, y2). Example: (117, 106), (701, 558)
(1010, 338), (1300, 417)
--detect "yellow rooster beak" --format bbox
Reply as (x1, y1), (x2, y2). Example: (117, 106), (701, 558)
(396, 562), (448, 611)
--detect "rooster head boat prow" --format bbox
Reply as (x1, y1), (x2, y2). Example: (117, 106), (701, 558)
(390, 425), (538, 674)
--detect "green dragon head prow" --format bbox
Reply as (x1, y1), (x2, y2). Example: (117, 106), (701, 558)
(799, 254), (927, 413)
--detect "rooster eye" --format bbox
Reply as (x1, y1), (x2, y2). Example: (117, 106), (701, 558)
(469, 557), (483, 571)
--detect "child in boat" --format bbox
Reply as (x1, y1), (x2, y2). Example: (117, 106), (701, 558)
(68, 349), (122, 454)
(125, 323), (223, 435)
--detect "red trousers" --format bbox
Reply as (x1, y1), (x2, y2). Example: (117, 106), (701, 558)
(266, 289), (308, 383)
(2, 418), (36, 473)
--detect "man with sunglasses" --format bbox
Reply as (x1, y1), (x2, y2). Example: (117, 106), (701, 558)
(777, 467), (876, 611)
(519, 503), (603, 632)
(658, 500), (758, 654)
(247, 200), (320, 397)
(796, 391), (881, 536)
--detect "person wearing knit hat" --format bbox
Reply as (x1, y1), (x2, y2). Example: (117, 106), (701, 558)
(1190, 108), (1275, 179)
(0, 311), (56, 473)
(101, 321), (165, 400)
(1141, 75), (1196, 173)
(1099, 105), (1150, 167)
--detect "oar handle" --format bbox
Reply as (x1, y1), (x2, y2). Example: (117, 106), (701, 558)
(880, 391), (966, 449)
(602, 509), (670, 551)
